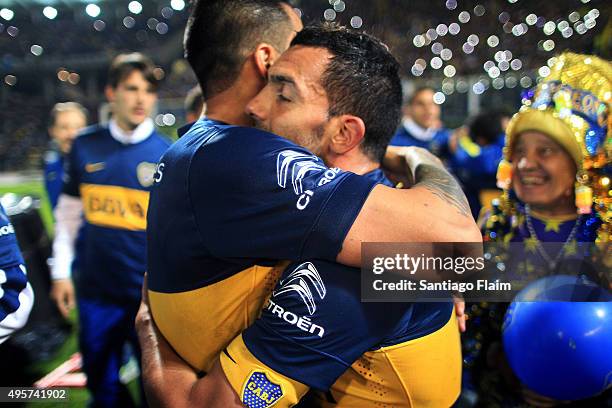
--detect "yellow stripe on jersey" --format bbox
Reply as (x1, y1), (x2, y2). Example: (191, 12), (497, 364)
(317, 308), (461, 407)
(80, 183), (150, 231)
(149, 262), (287, 373)
(221, 334), (308, 408)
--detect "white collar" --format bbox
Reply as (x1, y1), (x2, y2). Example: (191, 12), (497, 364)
(109, 118), (154, 145)
(403, 118), (436, 142)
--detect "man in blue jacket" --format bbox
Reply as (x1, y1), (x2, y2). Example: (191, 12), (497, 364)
(390, 86), (451, 160)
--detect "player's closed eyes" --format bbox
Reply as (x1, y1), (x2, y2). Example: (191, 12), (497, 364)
(277, 93), (291, 102)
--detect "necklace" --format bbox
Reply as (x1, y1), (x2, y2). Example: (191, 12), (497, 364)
(524, 205), (581, 271)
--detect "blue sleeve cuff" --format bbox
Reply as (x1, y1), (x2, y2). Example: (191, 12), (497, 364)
(301, 173), (378, 261)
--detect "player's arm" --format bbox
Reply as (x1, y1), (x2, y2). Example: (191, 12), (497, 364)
(49, 143), (83, 318)
(0, 205), (34, 344)
(138, 327), (305, 408)
(194, 130), (479, 266)
(138, 327), (270, 408)
(338, 146), (481, 266)
(0, 263), (34, 344)
(135, 281), (245, 408)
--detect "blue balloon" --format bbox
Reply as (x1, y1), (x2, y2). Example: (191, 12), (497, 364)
(503, 275), (612, 401)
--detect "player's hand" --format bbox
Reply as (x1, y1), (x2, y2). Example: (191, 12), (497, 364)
(401, 146), (444, 171)
(50, 279), (75, 318)
(382, 146), (414, 187)
(135, 273), (152, 329)
(141, 272), (149, 306)
(448, 126), (467, 154)
(453, 296), (467, 333)
(383, 146), (444, 186)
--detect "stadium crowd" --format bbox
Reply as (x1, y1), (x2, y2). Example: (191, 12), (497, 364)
(0, 1), (610, 407)
(0, 0), (607, 171)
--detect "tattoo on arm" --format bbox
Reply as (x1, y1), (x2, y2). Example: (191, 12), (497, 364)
(415, 163), (471, 217)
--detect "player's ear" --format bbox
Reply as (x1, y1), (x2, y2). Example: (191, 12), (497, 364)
(104, 85), (115, 103)
(402, 104), (411, 118)
(330, 115), (366, 155)
(253, 43), (279, 79)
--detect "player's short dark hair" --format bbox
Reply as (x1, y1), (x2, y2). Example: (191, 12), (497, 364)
(107, 52), (159, 90)
(468, 111), (504, 145)
(184, 0), (295, 99)
(49, 102), (88, 128)
(184, 85), (204, 115)
(408, 86), (435, 105)
(291, 23), (402, 162)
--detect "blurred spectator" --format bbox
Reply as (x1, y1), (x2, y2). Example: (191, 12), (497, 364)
(184, 85), (205, 123)
(49, 52), (170, 407)
(43, 102), (88, 210)
(450, 111), (507, 219)
(390, 86), (451, 160)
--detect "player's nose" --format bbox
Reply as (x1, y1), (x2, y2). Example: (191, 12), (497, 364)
(246, 89), (270, 123)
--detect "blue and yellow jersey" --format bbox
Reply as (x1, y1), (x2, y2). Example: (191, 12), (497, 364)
(63, 124), (170, 302)
(451, 133), (504, 178)
(146, 118), (379, 372)
(0, 203), (33, 343)
(217, 171), (460, 408)
(450, 133), (505, 218)
(221, 258), (460, 408)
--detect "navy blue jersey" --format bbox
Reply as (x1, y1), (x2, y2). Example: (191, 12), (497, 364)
(146, 119), (378, 293)
(451, 134), (505, 218)
(390, 125), (451, 160)
(43, 147), (64, 210)
(63, 125), (170, 302)
(241, 169), (453, 390)
(0, 203), (32, 340)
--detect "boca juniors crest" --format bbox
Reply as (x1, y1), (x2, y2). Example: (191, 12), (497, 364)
(241, 371), (283, 408)
(137, 162), (157, 187)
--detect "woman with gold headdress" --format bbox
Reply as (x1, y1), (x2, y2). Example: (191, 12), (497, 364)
(462, 53), (611, 407)
(488, 52), (609, 263)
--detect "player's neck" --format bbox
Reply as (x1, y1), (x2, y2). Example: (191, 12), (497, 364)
(205, 98), (253, 127)
(327, 151), (379, 176)
(113, 117), (138, 133)
(202, 65), (265, 127)
(204, 86), (254, 127)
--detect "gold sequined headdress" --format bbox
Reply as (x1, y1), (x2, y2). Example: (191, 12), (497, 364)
(496, 52), (610, 242)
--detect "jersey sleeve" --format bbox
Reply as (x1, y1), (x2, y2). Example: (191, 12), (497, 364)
(0, 204), (33, 344)
(451, 136), (503, 177)
(62, 139), (81, 197)
(190, 127), (378, 262)
(0, 204), (24, 268)
(239, 260), (412, 390)
(220, 334), (309, 408)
